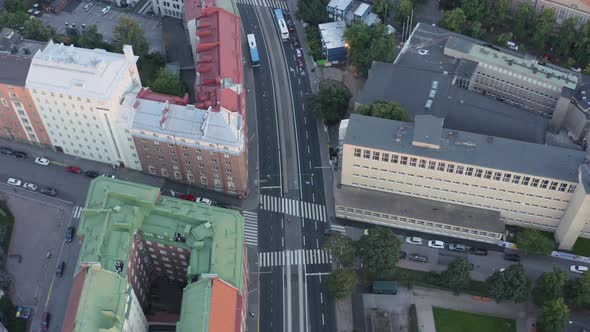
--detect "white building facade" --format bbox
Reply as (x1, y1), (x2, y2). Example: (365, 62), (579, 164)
(25, 42), (142, 169)
(150, 0), (184, 18)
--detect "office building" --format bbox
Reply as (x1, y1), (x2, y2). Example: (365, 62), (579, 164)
(63, 177), (247, 332)
(336, 113), (590, 249)
(513, 0), (590, 26)
(150, 0), (184, 18)
(26, 41), (143, 169)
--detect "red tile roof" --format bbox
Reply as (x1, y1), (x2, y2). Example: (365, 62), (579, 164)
(62, 265), (90, 332)
(137, 87), (189, 105)
(209, 277), (239, 332)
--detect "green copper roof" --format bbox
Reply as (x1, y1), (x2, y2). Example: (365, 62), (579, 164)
(176, 278), (213, 332)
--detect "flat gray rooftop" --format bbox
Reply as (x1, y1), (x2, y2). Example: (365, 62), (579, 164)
(335, 185), (504, 233)
(345, 114), (586, 182)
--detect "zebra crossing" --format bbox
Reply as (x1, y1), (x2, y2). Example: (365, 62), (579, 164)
(235, 0), (289, 10)
(259, 195), (327, 222)
(330, 224), (346, 234)
(242, 211), (259, 247)
(259, 249), (332, 267)
(72, 206), (82, 219)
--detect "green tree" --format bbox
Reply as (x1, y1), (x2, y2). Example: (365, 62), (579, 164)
(516, 229), (555, 256)
(486, 264), (529, 302)
(150, 68), (184, 97)
(296, 0), (329, 26)
(3, 0), (27, 12)
(513, 2), (534, 40)
(440, 258), (471, 293)
(552, 17), (577, 58)
(326, 269), (358, 300)
(393, 0), (413, 25)
(357, 101), (409, 121)
(0, 11), (29, 29)
(356, 226), (401, 276)
(532, 268), (566, 306)
(439, 8), (467, 33)
(77, 25), (105, 49)
(23, 19), (55, 42)
(572, 22), (590, 67)
(309, 79), (352, 124)
(486, 0), (511, 28)
(113, 17), (149, 56)
(495, 32), (514, 48)
(538, 298), (569, 332)
(460, 0), (485, 22)
(305, 26), (324, 60)
(344, 23), (395, 76)
(324, 233), (356, 268)
(564, 271), (590, 309)
(531, 9), (555, 50)
(468, 21), (485, 40)
(439, 0), (461, 11)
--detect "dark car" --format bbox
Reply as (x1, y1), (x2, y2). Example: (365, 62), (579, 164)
(399, 251), (407, 260)
(470, 247), (488, 256)
(85, 170), (99, 178)
(65, 226), (75, 243)
(41, 312), (50, 331)
(66, 166), (82, 174)
(40, 187), (57, 196)
(409, 254), (428, 263)
(12, 151), (27, 159)
(297, 59), (304, 68)
(0, 147), (13, 156)
(504, 253), (521, 262)
(55, 261), (65, 277)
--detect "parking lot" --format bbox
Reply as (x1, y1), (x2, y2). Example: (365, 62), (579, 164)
(40, 1), (163, 53)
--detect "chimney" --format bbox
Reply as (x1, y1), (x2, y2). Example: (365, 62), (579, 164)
(123, 45), (134, 62)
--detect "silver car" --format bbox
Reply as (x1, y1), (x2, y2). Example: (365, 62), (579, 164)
(23, 182), (38, 191)
(7, 178), (22, 186)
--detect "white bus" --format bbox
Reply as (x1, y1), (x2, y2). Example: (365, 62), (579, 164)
(274, 9), (289, 40)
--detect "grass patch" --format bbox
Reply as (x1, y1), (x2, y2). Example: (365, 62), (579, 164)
(433, 307), (516, 332)
(0, 200), (15, 253)
(410, 304), (419, 332)
(573, 237), (590, 257)
(391, 267), (490, 297)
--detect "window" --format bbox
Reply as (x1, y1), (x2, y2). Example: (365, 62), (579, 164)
(354, 148), (361, 157)
(465, 167), (473, 176)
(437, 162), (446, 171)
(512, 175), (521, 184)
(502, 173), (511, 182)
(568, 184), (576, 193)
(148, 166), (156, 174)
(419, 159), (426, 168)
(372, 151), (380, 160)
(558, 183), (567, 192)
(493, 172), (501, 181)
(446, 164), (455, 173)
(199, 163), (205, 169)
(391, 155), (399, 163)
(549, 181), (558, 190)
(522, 177), (530, 186)
(428, 161), (436, 170)
(363, 150), (371, 159)
(540, 180), (549, 189)
(174, 171), (182, 179)
(400, 156), (408, 165)
(531, 178), (539, 187)
(224, 153), (230, 159)
(409, 158), (417, 167)
(381, 153), (389, 162)
(161, 168), (169, 176)
(456, 165), (464, 175)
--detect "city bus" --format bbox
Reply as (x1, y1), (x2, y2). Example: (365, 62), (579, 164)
(247, 33), (260, 68)
(274, 8), (289, 40)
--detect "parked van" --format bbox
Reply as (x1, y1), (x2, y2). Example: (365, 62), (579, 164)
(409, 254), (428, 263)
(371, 281), (398, 295)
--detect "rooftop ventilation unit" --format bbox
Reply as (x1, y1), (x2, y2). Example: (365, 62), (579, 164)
(114, 260), (124, 274)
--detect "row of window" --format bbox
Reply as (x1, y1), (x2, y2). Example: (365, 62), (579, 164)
(337, 205), (501, 239)
(472, 79), (555, 111)
(353, 148), (577, 193)
(139, 139), (232, 157)
(475, 71), (559, 100)
(478, 63), (560, 93)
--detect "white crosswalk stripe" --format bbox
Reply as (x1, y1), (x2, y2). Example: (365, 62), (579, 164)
(330, 224), (346, 234)
(259, 195), (327, 222)
(242, 211), (259, 247)
(72, 206), (82, 219)
(259, 249), (333, 267)
(235, 0), (289, 10)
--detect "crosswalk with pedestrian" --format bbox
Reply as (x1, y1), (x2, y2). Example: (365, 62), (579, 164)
(235, 0), (289, 10)
(259, 195), (327, 222)
(242, 211), (259, 247)
(72, 205), (82, 219)
(259, 249), (332, 267)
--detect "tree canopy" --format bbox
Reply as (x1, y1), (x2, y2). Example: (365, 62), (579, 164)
(532, 268), (566, 307)
(326, 269), (358, 300)
(440, 258), (471, 293)
(344, 23), (395, 77)
(357, 101), (409, 121)
(538, 298), (569, 332)
(150, 68), (184, 97)
(77, 25), (106, 50)
(23, 19), (55, 42)
(486, 264), (529, 302)
(113, 17), (149, 56)
(516, 229), (555, 256)
(564, 271), (590, 309)
(296, 0), (329, 26)
(356, 226), (401, 276)
(324, 233), (356, 268)
(309, 79), (352, 124)
(531, 9), (556, 50)
(439, 8), (466, 34)
(0, 11), (29, 30)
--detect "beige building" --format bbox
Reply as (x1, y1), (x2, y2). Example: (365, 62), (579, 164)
(514, 0), (590, 25)
(337, 114), (590, 249)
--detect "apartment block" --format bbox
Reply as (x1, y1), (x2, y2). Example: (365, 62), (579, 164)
(0, 54), (51, 146)
(513, 0), (590, 26)
(337, 114), (590, 249)
(25, 41), (143, 168)
(64, 177), (247, 332)
(150, 0), (184, 18)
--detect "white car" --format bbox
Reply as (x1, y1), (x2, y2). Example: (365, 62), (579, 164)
(23, 182), (37, 191)
(571, 66), (581, 73)
(427, 240), (445, 249)
(83, 2), (94, 10)
(196, 197), (212, 205)
(418, 49), (429, 55)
(506, 41), (519, 51)
(570, 265), (589, 274)
(101, 6), (111, 15)
(7, 178), (22, 186)
(405, 236), (423, 245)
(34, 157), (50, 166)
(295, 48), (303, 58)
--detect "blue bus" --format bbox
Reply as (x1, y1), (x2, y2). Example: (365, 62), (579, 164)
(247, 34), (260, 68)
(273, 8), (289, 40)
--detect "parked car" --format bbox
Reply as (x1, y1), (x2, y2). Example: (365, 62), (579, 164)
(15, 306), (32, 319)
(399, 251), (407, 260)
(55, 261), (65, 277)
(83, 2), (94, 10)
(470, 247), (488, 256)
(65, 226), (75, 242)
(0, 147), (13, 156)
(506, 41), (519, 51)
(196, 197), (212, 205)
(297, 59), (304, 68)
(418, 49), (429, 55)
(40, 187), (57, 196)
(12, 151), (27, 159)
(66, 166), (82, 174)
(7, 178), (22, 186)
(448, 244), (466, 252)
(371, 281), (397, 295)
(504, 253), (521, 262)
(179, 194), (197, 202)
(101, 6), (111, 14)
(428, 240), (445, 249)
(409, 254), (428, 263)
(295, 48), (303, 58)
(102, 174), (116, 179)
(34, 157), (50, 166)
(40, 312), (50, 331)
(570, 265), (589, 274)
(23, 182), (37, 191)
(84, 170), (99, 178)
(405, 236), (422, 245)
(571, 66), (582, 73)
